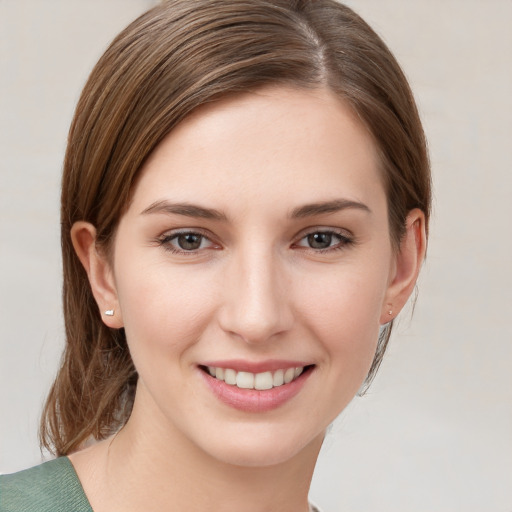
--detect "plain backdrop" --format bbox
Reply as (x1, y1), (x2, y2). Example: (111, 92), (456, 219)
(1, 1), (511, 511)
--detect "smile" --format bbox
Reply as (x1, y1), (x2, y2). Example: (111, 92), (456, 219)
(205, 366), (305, 390)
(198, 361), (315, 412)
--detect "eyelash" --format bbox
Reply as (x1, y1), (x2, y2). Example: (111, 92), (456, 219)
(156, 229), (354, 255)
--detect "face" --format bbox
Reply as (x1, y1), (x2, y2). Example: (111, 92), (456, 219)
(102, 87), (402, 467)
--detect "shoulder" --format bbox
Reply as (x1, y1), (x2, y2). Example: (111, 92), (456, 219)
(0, 457), (93, 512)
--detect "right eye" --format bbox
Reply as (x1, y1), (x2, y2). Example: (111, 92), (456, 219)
(157, 231), (217, 254)
(173, 233), (206, 251)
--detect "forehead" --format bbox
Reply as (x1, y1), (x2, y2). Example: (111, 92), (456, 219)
(131, 86), (385, 215)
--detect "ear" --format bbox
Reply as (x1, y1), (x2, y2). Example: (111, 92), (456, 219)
(380, 209), (427, 324)
(71, 221), (124, 328)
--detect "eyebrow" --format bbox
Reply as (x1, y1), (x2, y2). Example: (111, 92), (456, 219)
(141, 200), (228, 221)
(141, 198), (371, 221)
(290, 199), (371, 218)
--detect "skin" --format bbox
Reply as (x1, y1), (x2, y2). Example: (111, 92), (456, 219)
(70, 86), (426, 512)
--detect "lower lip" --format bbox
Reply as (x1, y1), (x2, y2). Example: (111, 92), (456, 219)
(199, 368), (313, 413)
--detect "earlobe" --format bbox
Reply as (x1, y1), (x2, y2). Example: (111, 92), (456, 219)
(71, 221), (123, 328)
(380, 209), (426, 324)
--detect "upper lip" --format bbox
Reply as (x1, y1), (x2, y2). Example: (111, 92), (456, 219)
(199, 359), (313, 373)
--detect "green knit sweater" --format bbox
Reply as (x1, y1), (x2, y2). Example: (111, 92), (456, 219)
(0, 457), (93, 512)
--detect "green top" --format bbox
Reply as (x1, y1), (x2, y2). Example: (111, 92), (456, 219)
(0, 457), (93, 512)
(1, 457), (323, 512)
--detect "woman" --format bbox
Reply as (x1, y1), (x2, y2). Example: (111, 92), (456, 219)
(1, 1), (430, 511)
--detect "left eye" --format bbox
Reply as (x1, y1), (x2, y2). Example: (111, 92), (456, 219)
(296, 231), (349, 250)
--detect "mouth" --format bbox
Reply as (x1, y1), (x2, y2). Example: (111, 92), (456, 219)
(199, 364), (315, 391)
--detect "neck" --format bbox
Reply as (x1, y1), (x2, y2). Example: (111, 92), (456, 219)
(77, 394), (323, 512)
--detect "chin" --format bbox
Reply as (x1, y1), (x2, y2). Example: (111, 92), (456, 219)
(192, 421), (327, 469)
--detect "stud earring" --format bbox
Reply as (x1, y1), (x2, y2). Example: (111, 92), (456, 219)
(105, 309), (114, 316)
(388, 310), (393, 316)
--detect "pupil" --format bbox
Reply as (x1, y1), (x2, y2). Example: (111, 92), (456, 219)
(178, 234), (202, 250)
(308, 233), (332, 249)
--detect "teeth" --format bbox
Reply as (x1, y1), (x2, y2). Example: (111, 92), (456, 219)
(224, 368), (237, 385)
(236, 371), (254, 389)
(254, 371), (273, 390)
(206, 366), (306, 390)
(284, 368), (295, 384)
(273, 369), (284, 387)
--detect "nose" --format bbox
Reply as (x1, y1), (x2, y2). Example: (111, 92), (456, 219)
(217, 245), (293, 345)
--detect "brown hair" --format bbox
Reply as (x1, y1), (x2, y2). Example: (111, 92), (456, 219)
(40, 0), (431, 456)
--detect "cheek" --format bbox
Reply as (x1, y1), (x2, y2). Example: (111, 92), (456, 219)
(297, 262), (388, 369)
(114, 259), (218, 364)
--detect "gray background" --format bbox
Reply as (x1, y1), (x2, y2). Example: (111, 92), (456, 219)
(1, 1), (511, 510)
